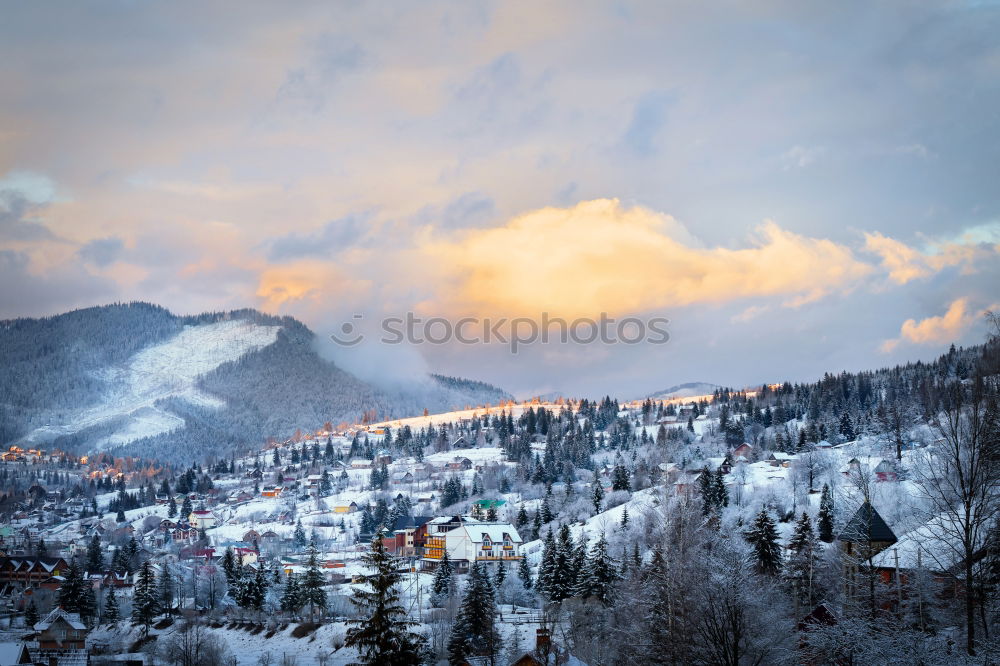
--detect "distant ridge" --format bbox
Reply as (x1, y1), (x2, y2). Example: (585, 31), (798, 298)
(647, 382), (721, 400)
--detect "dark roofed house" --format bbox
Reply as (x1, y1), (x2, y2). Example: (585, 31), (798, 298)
(838, 501), (898, 549)
(17, 607), (89, 666)
(838, 501), (898, 600)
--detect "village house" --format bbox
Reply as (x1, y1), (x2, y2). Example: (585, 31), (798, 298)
(840, 456), (898, 482)
(421, 519), (523, 572)
(446, 457), (473, 472)
(0, 556), (68, 587)
(17, 607), (89, 666)
(705, 456), (733, 475)
(382, 516), (434, 557)
(391, 471), (414, 485)
(767, 451), (794, 468)
(732, 442), (754, 460)
(234, 546), (259, 566)
(188, 510), (216, 530)
(672, 471), (702, 498)
(871, 511), (986, 596)
(260, 486), (282, 498)
(333, 501), (359, 514)
(838, 501), (898, 599)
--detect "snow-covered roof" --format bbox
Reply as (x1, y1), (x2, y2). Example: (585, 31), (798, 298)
(463, 522), (522, 543)
(872, 512), (994, 570)
(840, 456), (890, 473)
(35, 607), (86, 631)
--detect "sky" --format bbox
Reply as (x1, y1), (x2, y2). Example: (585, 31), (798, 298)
(2, 1), (999, 399)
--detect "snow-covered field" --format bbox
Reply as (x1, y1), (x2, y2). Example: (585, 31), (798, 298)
(22, 320), (281, 449)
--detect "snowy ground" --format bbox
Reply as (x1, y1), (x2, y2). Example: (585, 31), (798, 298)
(21, 319), (280, 449)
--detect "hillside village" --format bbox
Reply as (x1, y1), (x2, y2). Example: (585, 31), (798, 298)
(0, 342), (999, 665)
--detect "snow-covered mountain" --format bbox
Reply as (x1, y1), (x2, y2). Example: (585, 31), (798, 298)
(646, 381), (720, 401)
(0, 303), (510, 462)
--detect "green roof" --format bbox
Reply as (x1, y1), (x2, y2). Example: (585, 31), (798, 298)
(473, 499), (507, 508)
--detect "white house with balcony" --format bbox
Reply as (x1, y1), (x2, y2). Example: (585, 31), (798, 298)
(421, 520), (522, 572)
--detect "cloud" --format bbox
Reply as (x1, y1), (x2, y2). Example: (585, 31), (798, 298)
(411, 191), (496, 230)
(0, 171), (63, 243)
(256, 259), (372, 312)
(879, 298), (995, 352)
(420, 198), (873, 319)
(864, 226), (1000, 284)
(267, 214), (370, 261)
(78, 236), (125, 267)
(0, 249), (114, 317)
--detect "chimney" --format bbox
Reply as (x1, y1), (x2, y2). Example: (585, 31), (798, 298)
(535, 627), (551, 652)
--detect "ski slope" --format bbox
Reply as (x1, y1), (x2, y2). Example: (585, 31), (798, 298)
(22, 319), (281, 449)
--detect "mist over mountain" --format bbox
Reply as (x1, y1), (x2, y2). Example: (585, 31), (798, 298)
(0, 303), (510, 462)
(646, 382), (721, 401)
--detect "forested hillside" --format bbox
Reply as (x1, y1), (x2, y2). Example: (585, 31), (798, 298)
(0, 303), (510, 462)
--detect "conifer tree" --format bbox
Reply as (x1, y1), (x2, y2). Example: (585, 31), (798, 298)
(58, 559), (86, 612)
(592, 481), (604, 513)
(712, 467), (729, 508)
(537, 529), (557, 598)
(545, 524), (577, 602)
(518, 556), (533, 590)
(299, 544), (328, 621)
(86, 534), (104, 573)
(574, 534), (618, 605)
(158, 564), (174, 616)
(818, 483), (835, 542)
(540, 495), (554, 524)
(698, 471), (715, 515)
(280, 572), (301, 616)
(104, 586), (119, 625)
(131, 560), (159, 634)
(25, 600), (38, 628)
(345, 536), (423, 665)
(221, 547), (238, 585)
(746, 508), (782, 576)
(785, 512), (821, 610)
(294, 520), (307, 549)
(611, 464), (631, 491)
(448, 561), (499, 665)
(80, 583), (96, 627)
(495, 558), (507, 589)
(432, 551), (453, 596)
(181, 496), (192, 520)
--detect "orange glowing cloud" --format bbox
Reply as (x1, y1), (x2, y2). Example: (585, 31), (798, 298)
(256, 260), (372, 313)
(879, 298), (995, 352)
(419, 198), (872, 319)
(864, 229), (1000, 285)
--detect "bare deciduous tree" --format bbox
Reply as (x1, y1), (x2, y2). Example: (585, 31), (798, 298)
(911, 377), (1000, 656)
